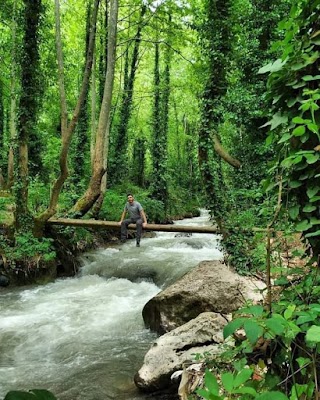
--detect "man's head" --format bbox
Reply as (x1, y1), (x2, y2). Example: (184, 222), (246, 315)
(127, 193), (134, 204)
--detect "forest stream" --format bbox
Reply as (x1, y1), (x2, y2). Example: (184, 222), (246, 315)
(0, 210), (222, 400)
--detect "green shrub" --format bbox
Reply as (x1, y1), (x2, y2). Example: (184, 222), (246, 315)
(1, 232), (56, 262)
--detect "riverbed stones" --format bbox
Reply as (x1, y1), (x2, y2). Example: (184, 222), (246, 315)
(134, 312), (226, 392)
(142, 260), (265, 334)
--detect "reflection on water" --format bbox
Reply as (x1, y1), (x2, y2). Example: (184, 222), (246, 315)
(0, 210), (222, 399)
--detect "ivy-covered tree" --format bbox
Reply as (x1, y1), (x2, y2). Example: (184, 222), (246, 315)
(15, 0), (42, 230)
(109, 4), (147, 184)
(197, 0), (232, 230)
(261, 0), (320, 261)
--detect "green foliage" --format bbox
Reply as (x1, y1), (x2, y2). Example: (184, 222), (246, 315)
(4, 389), (57, 400)
(218, 269), (320, 400)
(260, 0), (320, 260)
(197, 367), (288, 400)
(222, 188), (275, 274)
(100, 186), (166, 223)
(0, 232), (56, 262)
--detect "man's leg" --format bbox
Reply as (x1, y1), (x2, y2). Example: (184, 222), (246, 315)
(135, 218), (142, 246)
(121, 219), (131, 241)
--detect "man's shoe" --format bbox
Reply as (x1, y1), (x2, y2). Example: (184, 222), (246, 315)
(120, 239), (126, 243)
(136, 242), (140, 247)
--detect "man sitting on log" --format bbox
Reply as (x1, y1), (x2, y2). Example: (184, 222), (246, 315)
(119, 193), (147, 247)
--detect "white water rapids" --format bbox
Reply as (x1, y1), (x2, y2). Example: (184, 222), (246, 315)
(0, 210), (222, 400)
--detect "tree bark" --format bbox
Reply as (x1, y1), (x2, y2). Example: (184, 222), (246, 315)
(213, 134), (241, 168)
(109, 4), (146, 184)
(15, 0), (42, 231)
(34, 0), (100, 232)
(6, 0), (16, 189)
(72, 0), (118, 217)
(47, 217), (219, 234)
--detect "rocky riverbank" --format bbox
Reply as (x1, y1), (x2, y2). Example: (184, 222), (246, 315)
(135, 260), (266, 398)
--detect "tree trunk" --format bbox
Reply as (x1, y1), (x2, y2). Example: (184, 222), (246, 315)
(198, 0), (231, 233)
(47, 217), (219, 234)
(7, 0), (19, 189)
(109, 4), (146, 184)
(73, 3), (92, 186)
(91, 52), (97, 170)
(15, 0), (42, 231)
(34, 0), (100, 233)
(212, 134), (241, 168)
(72, 0), (118, 217)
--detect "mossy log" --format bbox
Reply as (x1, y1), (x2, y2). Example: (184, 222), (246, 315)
(47, 218), (219, 234)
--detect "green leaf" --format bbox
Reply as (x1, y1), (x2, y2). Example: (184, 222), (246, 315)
(307, 123), (319, 134)
(289, 205), (300, 220)
(204, 370), (220, 396)
(292, 81), (306, 89)
(305, 153), (319, 164)
(307, 186), (320, 198)
(196, 388), (213, 400)
(248, 305), (264, 317)
(288, 180), (302, 188)
(223, 318), (245, 339)
(221, 372), (234, 392)
(296, 314), (316, 325)
(302, 75), (320, 81)
(292, 126), (306, 136)
(302, 204), (317, 212)
(284, 305), (295, 320)
(265, 318), (285, 335)
(244, 320), (263, 344)
(296, 220), (312, 231)
(296, 357), (311, 369)
(281, 157), (294, 168)
(258, 59), (286, 74)
(255, 391), (289, 400)
(310, 196), (320, 203)
(305, 230), (320, 238)
(278, 132), (292, 144)
(274, 276), (289, 286)
(287, 97), (299, 107)
(234, 386), (257, 396)
(271, 113), (288, 130)
(306, 325), (320, 343)
(234, 369), (253, 387)
(291, 62), (307, 71)
(292, 117), (310, 124)
(266, 133), (274, 146)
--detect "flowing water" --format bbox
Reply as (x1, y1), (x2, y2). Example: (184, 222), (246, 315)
(0, 211), (222, 400)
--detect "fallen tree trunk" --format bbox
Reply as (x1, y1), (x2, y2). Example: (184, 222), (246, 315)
(47, 218), (219, 234)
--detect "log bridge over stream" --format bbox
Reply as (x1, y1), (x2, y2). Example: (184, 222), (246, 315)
(47, 218), (219, 235)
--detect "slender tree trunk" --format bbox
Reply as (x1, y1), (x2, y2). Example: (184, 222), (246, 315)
(91, 52), (97, 170)
(7, 24), (17, 190)
(15, 0), (42, 231)
(73, 3), (92, 186)
(151, 20), (172, 212)
(198, 0), (231, 232)
(109, 4), (146, 184)
(72, 0), (118, 216)
(34, 0), (100, 233)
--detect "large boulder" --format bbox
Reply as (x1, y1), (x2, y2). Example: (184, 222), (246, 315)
(143, 260), (265, 334)
(134, 312), (226, 392)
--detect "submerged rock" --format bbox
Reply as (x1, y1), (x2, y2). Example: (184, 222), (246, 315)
(0, 274), (10, 287)
(142, 260), (265, 334)
(134, 312), (226, 392)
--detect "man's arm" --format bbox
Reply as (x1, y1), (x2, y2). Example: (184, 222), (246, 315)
(140, 209), (147, 227)
(119, 209), (127, 225)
